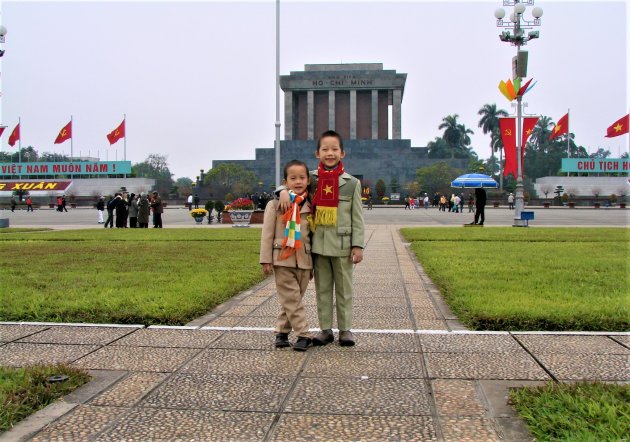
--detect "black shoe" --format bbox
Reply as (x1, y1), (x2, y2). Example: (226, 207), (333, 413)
(293, 337), (312, 352)
(312, 329), (334, 346)
(338, 330), (356, 347)
(275, 333), (290, 348)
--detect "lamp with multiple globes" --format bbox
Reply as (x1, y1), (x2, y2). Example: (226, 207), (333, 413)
(495, 0), (543, 226)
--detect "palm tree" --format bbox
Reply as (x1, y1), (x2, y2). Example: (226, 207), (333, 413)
(490, 128), (505, 189)
(438, 114), (461, 159)
(478, 103), (509, 179)
(456, 123), (474, 157)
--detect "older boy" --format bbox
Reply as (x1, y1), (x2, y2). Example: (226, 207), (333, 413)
(279, 130), (365, 346)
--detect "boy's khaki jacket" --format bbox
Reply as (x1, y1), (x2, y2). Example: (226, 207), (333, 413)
(259, 199), (313, 269)
(310, 171), (365, 257)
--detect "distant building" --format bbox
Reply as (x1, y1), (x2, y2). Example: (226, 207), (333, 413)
(213, 63), (466, 192)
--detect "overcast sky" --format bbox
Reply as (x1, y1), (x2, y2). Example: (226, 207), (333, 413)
(1, 0), (628, 180)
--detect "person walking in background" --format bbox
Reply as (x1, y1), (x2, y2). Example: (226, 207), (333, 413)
(113, 193), (126, 228)
(104, 195), (115, 228)
(459, 193), (465, 213)
(193, 194), (200, 209)
(96, 197), (105, 224)
(137, 193), (150, 228)
(150, 191), (163, 228)
(61, 195), (68, 212)
(470, 188), (487, 225)
(26, 196), (33, 212)
(10, 197), (16, 212)
(260, 159), (314, 352)
(468, 194), (475, 212)
(508, 192), (515, 210)
(187, 194), (193, 211)
(56, 196), (63, 212)
(128, 193), (138, 228)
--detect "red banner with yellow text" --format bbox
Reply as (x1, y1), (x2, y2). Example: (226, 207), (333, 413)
(0, 181), (73, 192)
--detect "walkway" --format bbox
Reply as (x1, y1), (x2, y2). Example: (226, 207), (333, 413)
(1, 225), (628, 441)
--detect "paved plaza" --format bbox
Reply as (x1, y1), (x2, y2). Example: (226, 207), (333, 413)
(0, 208), (628, 441)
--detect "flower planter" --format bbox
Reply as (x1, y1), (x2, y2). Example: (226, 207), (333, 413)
(568, 202), (575, 208)
(594, 203), (601, 209)
(543, 202), (550, 208)
(193, 216), (205, 224)
(493, 202), (499, 208)
(620, 203), (626, 209)
(228, 210), (254, 227)
(48, 203), (55, 209)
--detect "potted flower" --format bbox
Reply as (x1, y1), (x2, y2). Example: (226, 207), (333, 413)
(226, 197), (255, 227)
(382, 196), (390, 205)
(190, 208), (208, 224)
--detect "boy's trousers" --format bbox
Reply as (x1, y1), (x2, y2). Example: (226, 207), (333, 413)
(274, 266), (311, 338)
(314, 254), (354, 331)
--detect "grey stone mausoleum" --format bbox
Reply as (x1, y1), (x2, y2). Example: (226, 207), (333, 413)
(213, 63), (466, 191)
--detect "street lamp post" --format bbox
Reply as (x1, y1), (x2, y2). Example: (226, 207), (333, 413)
(495, 1), (542, 226)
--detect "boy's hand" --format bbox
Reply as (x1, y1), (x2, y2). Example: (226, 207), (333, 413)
(350, 247), (363, 264)
(278, 190), (291, 212)
(262, 263), (274, 275)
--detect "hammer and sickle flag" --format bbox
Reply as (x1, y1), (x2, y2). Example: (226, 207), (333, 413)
(499, 117), (517, 178)
(107, 119), (125, 145)
(54, 121), (72, 144)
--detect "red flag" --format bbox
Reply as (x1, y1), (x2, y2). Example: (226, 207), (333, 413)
(54, 121), (72, 144)
(549, 113), (569, 140)
(106, 119), (125, 145)
(8, 123), (20, 147)
(605, 114), (629, 138)
(0, 127), (5, 138)
(499, 117), (517, 178)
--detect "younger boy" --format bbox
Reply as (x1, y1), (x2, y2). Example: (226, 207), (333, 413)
(260, 160), (314, 351)
(279, 130), (365, 346)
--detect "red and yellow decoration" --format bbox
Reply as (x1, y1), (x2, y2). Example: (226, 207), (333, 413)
(605, 114), (629, 138)
(498, 77), (536, 102)
(311, 161), (344, 228)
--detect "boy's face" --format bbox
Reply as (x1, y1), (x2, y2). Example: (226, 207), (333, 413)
(316, 136), (345, 169)
(283, 165), (310, 195)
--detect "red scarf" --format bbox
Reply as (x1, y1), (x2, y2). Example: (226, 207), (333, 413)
(311, 161), (344, 228)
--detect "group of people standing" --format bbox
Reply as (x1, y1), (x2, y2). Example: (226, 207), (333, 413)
(98, 191), (163, 228)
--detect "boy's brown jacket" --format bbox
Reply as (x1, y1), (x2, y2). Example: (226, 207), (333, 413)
(259, 199), (313, 269)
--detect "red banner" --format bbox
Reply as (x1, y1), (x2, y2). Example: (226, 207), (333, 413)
(0, 181), (73, 191)
(549, 113), (569, 140)
(107, 119), (125, 145)
(605, 114), (629, 138)
(499, 117), (517, 178)
(54, 121), (72, 144)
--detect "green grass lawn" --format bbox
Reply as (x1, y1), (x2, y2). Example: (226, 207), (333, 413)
(510, 382), (630, 441)
(400, 228), (629, 331)
(0, 365), (90, 432)
(0, 229), (266, 325)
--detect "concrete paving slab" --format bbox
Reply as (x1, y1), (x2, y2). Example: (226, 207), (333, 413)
(431, 380), (488, 417)
(420, 334), (524, 353)
(533, 353), (629, 381)
(111, 328), (224, 348)
(425, 352), (550, 380)
(142, 373), (294, 412)
(515, 334), (630, 354)
(16, 325), (137, 345)
(0, 324), (50, 342)
(181, 348), (306, 377)
(72, 346), (200, 372)
(206, 330), (279, 350)
(439, 417), (503, 442)
(98, 408), (274, 441)
(311, 332), (420, 353)
(30, 405), (128, 442)
(89, 372), (168, 407)
(0, 342), (100, 367)
(285, 377), (432, 415)
(270, 414), (438, 442)
(303, 352), (424, 378)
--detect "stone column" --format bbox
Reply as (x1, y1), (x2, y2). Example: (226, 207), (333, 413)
(307, 90), (314, 140)
(284, 91), (293, 140)
(371, 90), (378, 140)
(392, 89), (402, 139)
(328, 90), (335, 130)
(350, 90), (357, 139)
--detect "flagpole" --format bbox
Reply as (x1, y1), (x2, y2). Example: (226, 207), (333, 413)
(123, 113), (127, 178)
(17, 117), (21, 173)
(70, 115), (74, 179)
(566, 108), (570, 177)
